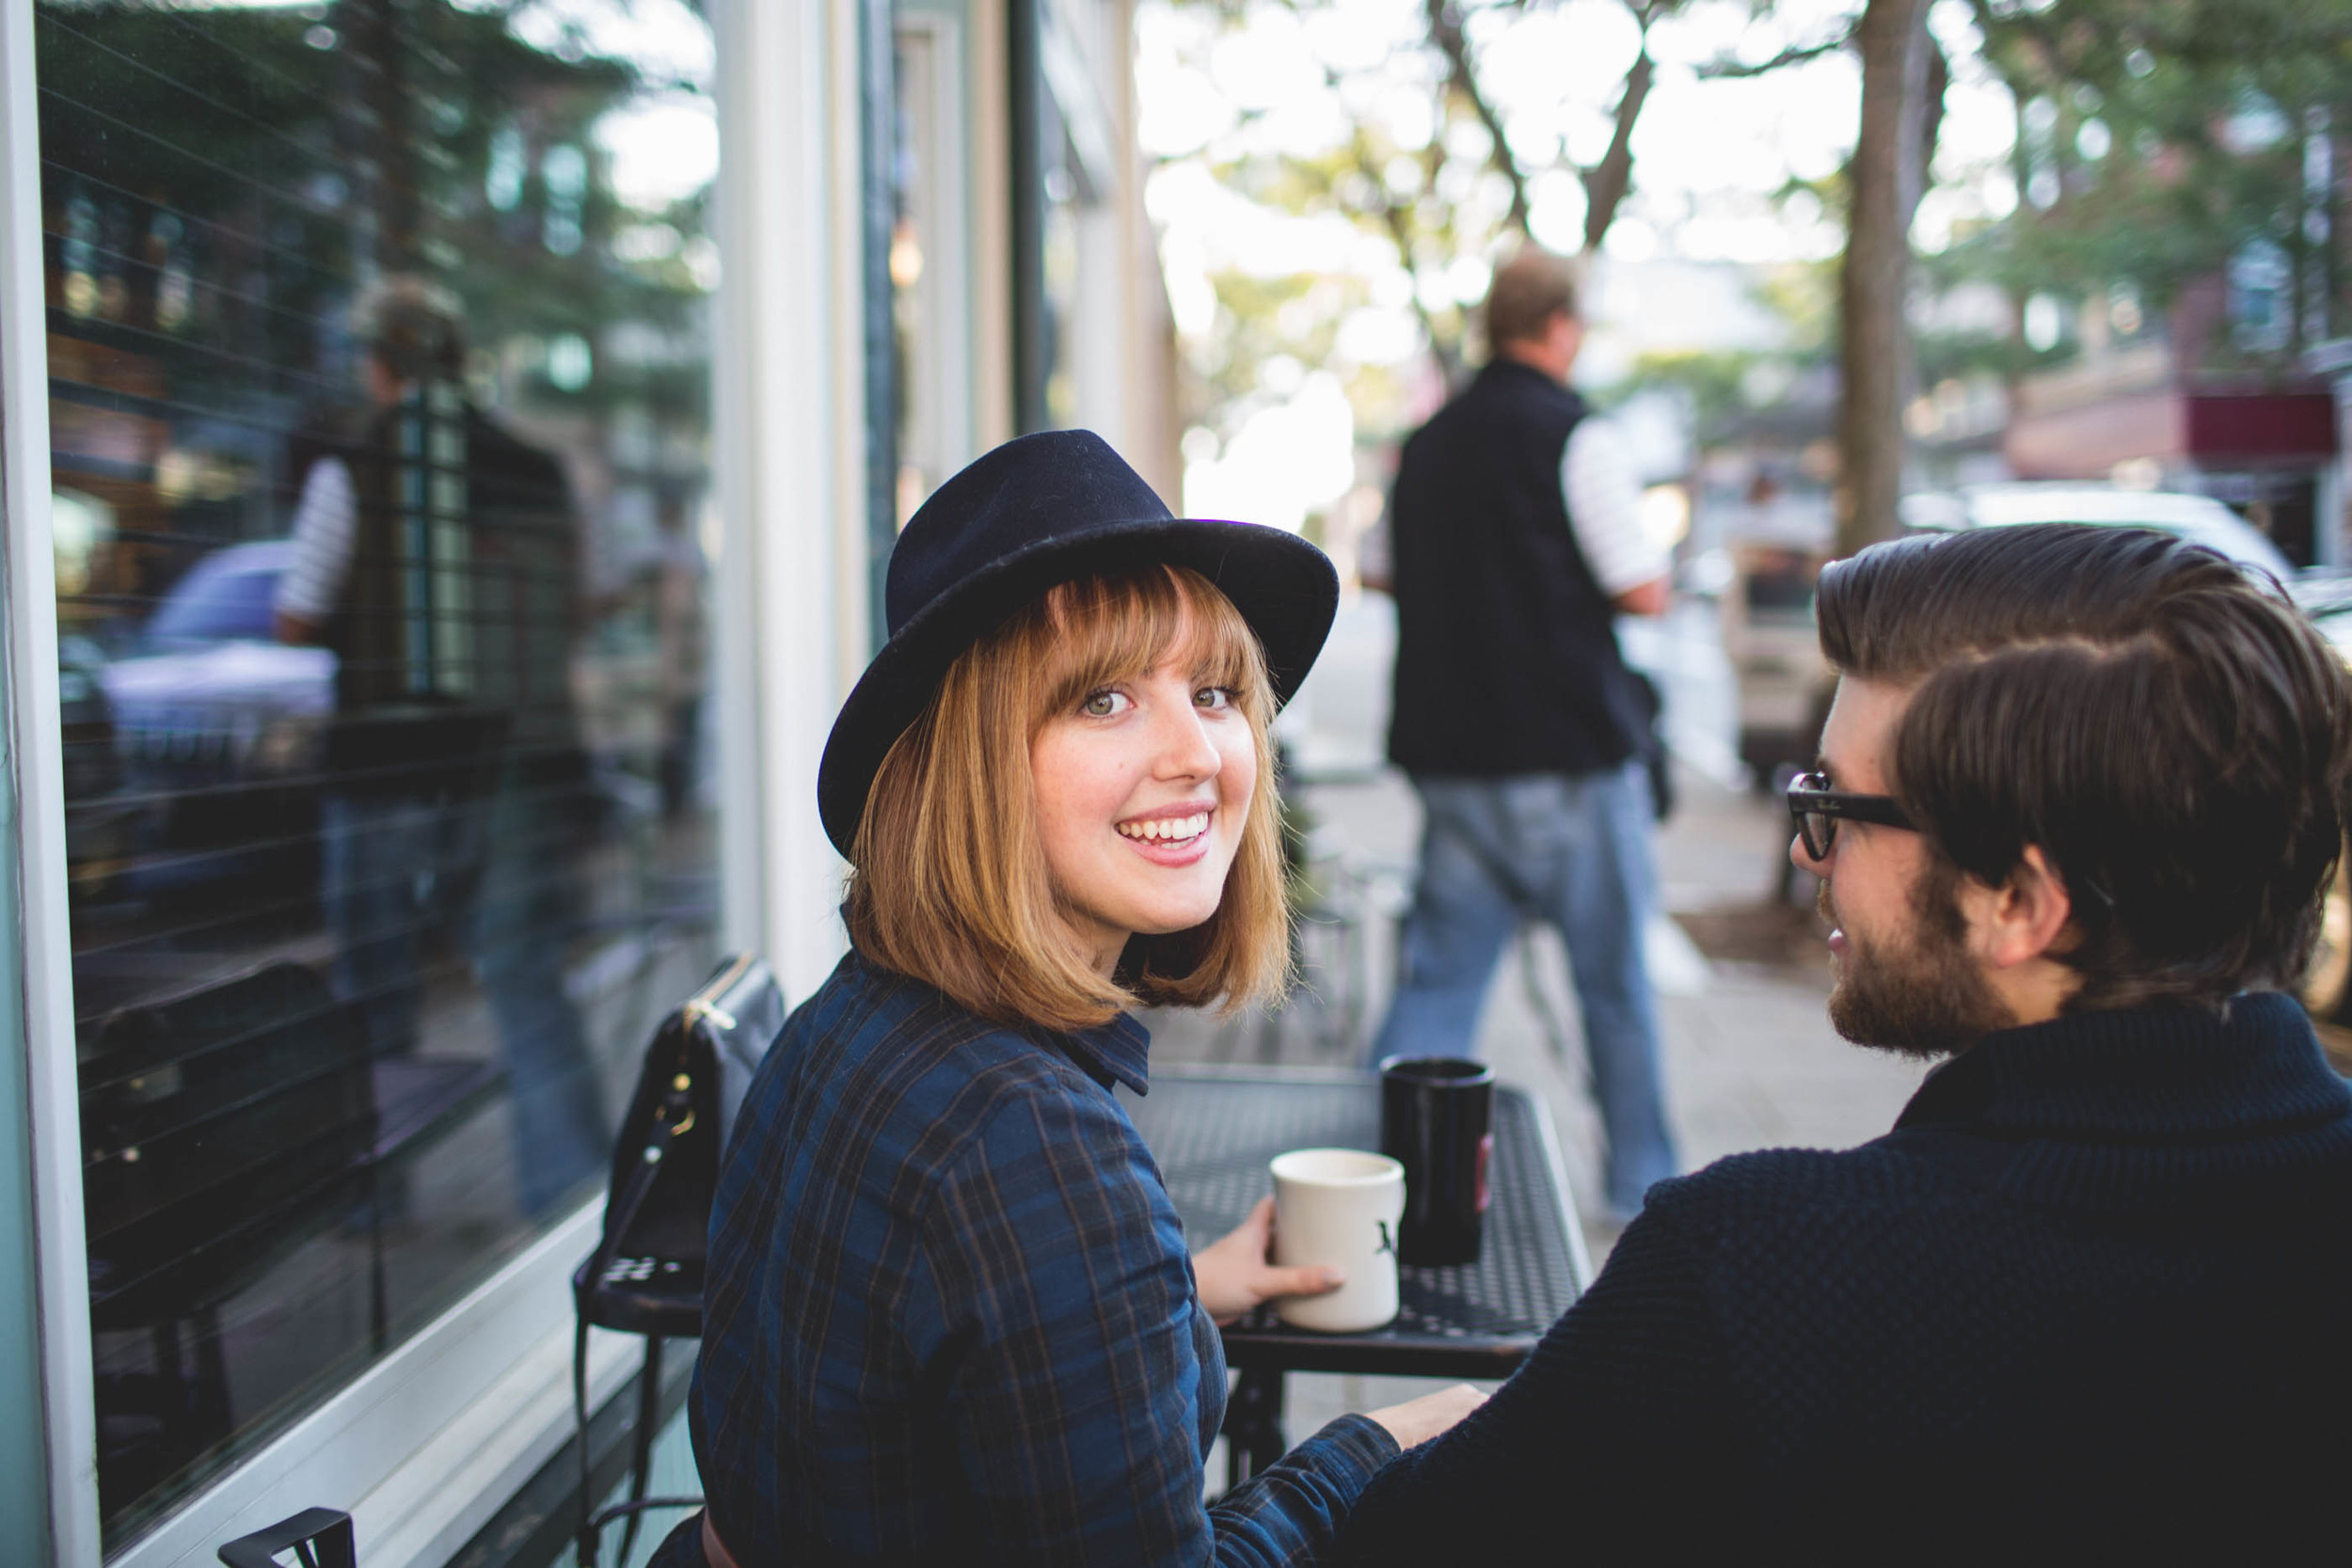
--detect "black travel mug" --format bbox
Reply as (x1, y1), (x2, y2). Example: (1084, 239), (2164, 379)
(1379, 1056), (1495, 1266)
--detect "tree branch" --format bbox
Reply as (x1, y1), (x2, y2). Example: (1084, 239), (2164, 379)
(1305, 40), (1461, 374)
(1580, 48), (1654, 252)
(1698, 35), (1850, 80)
(1422, 0), (1534, 235)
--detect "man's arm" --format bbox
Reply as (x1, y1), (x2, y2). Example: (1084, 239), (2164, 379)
(1327, 1210), (1752, 1563)
(1612, 576), (1670, 616)
(275, 454), (357, 644)
(1562, 420), (1671, 617)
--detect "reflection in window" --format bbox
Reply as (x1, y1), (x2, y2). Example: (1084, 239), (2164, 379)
(35, 0), (722, 1545)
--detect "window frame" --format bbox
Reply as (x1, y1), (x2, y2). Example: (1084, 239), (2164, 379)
(893, 10), (978, 508)
(0, 0), (859, 1556)
(3, 3), (102, 1556)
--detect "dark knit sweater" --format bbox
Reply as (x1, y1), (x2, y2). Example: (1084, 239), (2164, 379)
(1327, 994), (2352, 1563)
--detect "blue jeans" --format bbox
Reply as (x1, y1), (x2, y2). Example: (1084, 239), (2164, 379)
(1371, 765), (1678, 1218)
(322, 776), (607, 1218)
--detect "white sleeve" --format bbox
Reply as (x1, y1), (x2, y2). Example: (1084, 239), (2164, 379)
(1561, 420), (1669, 597)
(275, 455), (357, 623)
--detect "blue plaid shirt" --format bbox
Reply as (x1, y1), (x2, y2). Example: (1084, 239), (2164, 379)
(691, 949), (1396, 1564)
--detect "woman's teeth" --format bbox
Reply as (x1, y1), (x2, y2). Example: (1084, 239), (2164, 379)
(1118, 812), (1210, 842)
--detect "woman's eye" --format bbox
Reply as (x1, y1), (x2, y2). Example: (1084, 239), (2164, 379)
(1081, 689), (1129, 718)
(1194, 686), (1235, 711)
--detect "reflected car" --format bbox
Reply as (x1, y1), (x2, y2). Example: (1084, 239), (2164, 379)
(99, 540), (335, 896)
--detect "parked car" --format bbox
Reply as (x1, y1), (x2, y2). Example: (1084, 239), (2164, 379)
(1722, 540), (1835, 790)
(2285, 579), (2352, 1025)
(99, 540), (335, 895)
(1898, 483), (2296, 581)
(1733, 484), (2304, 793)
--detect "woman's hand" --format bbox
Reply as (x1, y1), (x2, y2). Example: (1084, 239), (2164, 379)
(1366, 1384), (1487, 1450)
(1191, 1196), (1343, 1325)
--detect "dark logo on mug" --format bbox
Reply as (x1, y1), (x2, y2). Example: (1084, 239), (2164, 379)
(1375, 1220), (1396, 1257)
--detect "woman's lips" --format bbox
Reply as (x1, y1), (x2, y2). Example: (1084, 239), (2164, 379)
(1116, 810), (1214, 866)
(1122, 832), (1212, 867)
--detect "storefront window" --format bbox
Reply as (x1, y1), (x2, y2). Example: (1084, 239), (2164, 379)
(34, 0), (721, 1547)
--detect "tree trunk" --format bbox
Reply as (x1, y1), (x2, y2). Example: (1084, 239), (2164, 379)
(1836, 0), (1932, 556)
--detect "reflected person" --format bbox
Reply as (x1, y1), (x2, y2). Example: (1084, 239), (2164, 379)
(275, 277), (605, 1219)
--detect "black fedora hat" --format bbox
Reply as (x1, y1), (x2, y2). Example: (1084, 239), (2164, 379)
(818, 429), (1339, 857)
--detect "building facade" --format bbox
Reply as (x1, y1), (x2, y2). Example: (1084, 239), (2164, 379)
(0, 0), (1177, 1561)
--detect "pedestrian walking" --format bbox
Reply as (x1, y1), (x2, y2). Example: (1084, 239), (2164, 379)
(1372, 246), (1677, 1224)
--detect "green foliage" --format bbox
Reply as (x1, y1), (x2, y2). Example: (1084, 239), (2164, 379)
(1960, 0), (2352, 357)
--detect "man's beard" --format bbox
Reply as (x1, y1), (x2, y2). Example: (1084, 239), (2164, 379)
(1819, 857), (2017, 1060)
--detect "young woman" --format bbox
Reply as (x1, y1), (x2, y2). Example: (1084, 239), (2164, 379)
(665, 432), (1478, 1566)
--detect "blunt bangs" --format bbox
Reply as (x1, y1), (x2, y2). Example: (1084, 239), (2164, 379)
(1029, 565), (1271, 733)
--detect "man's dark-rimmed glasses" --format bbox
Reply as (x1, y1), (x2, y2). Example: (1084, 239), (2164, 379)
(1786, 771), (1916, 862)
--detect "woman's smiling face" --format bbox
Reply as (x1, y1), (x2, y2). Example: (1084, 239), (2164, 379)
(1029, 605), (1258, 977)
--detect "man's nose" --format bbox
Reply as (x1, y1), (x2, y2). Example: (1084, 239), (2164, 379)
(1789, 831), (1826, 877)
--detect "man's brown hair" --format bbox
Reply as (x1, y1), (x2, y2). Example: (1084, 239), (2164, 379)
(1484, 247), (1580, 351)
(1815, 523), (2352, 1012)
(845, 564), (1291, 1031)
(355, 275), (466, 383)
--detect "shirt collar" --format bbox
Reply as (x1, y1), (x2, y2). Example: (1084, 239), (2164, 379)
(838, 942), (1154, 1096)
(1057, 1009), (1152, 1097)
(1895, 991), (2350, 1141)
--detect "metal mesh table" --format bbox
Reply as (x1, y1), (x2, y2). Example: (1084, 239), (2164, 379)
(1125, 1068), (1590, 1484)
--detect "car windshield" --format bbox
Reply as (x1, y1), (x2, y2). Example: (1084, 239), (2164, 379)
(143, 562), (280, 649)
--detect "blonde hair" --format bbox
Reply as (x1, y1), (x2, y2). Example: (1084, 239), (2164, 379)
(846, 564), (1291, 1031)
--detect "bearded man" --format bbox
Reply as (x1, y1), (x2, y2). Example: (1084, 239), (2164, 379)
(1330, 523), (2352, 1561)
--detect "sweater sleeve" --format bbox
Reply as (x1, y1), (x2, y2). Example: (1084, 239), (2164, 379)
(1325, 1207), (1751, 1564)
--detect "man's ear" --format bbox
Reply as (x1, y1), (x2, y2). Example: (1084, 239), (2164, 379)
(1959, 845), (2076, 971)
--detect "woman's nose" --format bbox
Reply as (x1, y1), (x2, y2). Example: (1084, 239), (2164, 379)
(1151, 699), (1221, 779)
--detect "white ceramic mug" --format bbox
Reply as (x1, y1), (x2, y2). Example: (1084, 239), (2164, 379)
(1268, 1148), (1406, 1333)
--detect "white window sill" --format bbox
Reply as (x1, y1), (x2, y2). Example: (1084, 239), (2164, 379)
(112, 1204), (650, 1568)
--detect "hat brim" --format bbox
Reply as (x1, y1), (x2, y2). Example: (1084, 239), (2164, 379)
(818, 517), (1340, 857)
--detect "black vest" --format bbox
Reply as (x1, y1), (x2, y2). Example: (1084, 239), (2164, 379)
(1386, 359), (1645, 777)
(294, 392), (583, 795)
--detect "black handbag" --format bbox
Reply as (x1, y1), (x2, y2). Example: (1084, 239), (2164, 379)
(573, 952), (785, 1568)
